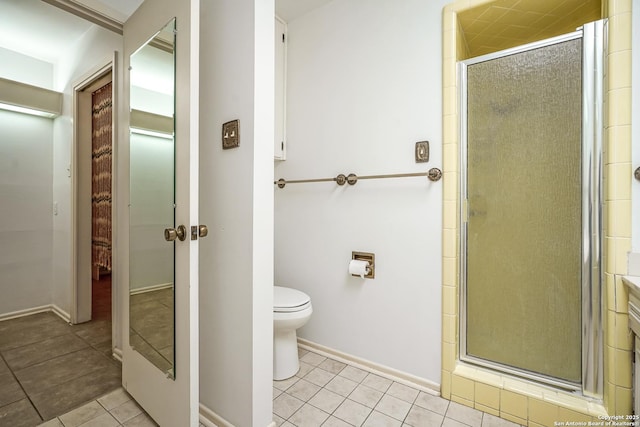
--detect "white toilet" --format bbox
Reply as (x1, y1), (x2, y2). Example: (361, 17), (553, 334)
(273, 286), (313, 380)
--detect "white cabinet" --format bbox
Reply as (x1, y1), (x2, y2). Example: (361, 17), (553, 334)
(624, 276), (640, 416)
(275, 16), (287, 160)
(635, 336), (639, 416)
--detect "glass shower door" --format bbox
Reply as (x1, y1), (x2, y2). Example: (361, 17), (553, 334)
(462, 36), (584, 384)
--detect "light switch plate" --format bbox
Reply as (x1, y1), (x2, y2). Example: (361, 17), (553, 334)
(415, 141), (429, 163)
(222, 119), (240, 149)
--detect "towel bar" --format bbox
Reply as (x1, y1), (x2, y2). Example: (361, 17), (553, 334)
(274, 168), (442, 189)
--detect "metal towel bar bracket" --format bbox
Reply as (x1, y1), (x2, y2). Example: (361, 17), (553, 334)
(275, 168), (442, 189)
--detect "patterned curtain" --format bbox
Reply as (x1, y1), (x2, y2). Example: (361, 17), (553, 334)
(91, 82), (112, 271)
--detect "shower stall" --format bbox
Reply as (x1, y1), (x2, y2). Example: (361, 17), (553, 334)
(459, 20), (605, 396)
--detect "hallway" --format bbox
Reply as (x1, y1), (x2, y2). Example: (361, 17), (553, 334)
(0, 276), (120, 426)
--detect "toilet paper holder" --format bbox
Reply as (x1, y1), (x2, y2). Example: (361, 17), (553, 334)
(352, 251), (375, 279)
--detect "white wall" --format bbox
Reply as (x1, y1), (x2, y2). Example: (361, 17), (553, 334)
(0, 50), (55, 316)
(129, 60), (174, 292)
(129, 132), (174, 290)
(0, 21), (122, 323)
(0, 47), (53, 88)
(274, 0), (448, 384)
(632, 4), (640, 253)
(0, 110), (53, 315)
(198, 0), (274, 424)
(130, 87), (173, 116)
(51, 25), (122, 318)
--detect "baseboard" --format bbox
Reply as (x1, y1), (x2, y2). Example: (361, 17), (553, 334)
(112, 347), (123, 362)
(199, 403), (233, 427)
(298, 338), (441, 396)
(51, 304), (71, 323)
(0, 304), (70, 323)
(129, 282), (173, 296)
(198, 403), (275, 427)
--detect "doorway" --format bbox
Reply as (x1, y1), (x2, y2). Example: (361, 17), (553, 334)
(459, 21), (604, 394)
(73, 66), (114, 333)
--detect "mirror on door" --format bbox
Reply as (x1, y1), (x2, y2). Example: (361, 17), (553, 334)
(129, 18), (176, 378)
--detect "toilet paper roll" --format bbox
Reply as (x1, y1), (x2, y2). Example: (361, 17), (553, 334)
(349, 259), (370, 278)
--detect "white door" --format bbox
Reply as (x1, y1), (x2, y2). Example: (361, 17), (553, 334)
(121, 0), (199, 425)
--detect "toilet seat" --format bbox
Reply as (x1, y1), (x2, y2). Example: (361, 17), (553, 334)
(274, 286), (311, 313)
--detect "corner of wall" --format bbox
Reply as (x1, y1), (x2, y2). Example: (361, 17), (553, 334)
(198, 0), (273, 425)
(603, 0), (633, 416)
(440, 2), (460, 403)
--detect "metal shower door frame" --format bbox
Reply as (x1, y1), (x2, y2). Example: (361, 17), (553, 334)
(458, 20), (605, 397)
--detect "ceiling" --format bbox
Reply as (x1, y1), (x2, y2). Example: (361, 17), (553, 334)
(458, 0), (602, 58)
(0, 0), (93, 63)
(275, 0), (333, 22)
(65, 0), (143, 23)
(0, 0), (331, 65)
(1, 0), (601, 67)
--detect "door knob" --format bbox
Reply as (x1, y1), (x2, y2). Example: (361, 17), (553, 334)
(164, 225), (187, 241)
(190, 225), (209, 240)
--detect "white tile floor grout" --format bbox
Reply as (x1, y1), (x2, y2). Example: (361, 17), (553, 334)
(36, 388), (158, 427)
(273, 348), (523, 427)
(38, 347), (523, 427)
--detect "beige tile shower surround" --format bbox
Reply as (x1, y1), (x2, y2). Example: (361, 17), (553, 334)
(440, 0), (633, 425)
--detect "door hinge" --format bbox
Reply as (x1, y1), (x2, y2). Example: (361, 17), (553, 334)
(281, 141), (284, 151)
(282, 33), (285, 43)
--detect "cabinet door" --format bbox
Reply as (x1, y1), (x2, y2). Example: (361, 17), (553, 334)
(274, 16), (286, 160)
(636, 337), (640, 415)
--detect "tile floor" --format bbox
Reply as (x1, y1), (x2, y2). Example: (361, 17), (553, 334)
(273, 348), (523, 427)
(2, 274), (523, 427)
(39, 346), (522, 427)
(0, 276), (121, 426)
(129, 288), (174, 374)
(36, 387), (158, 427)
